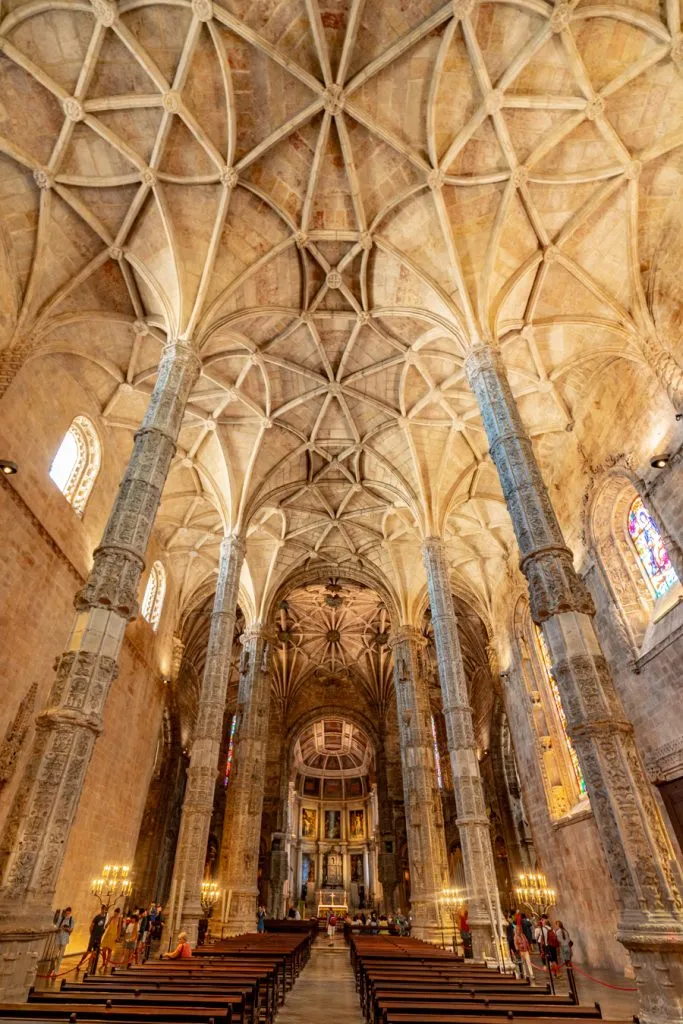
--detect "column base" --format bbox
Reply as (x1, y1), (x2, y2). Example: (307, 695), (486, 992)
(0, 925), (51, 1002)
(222, 890), (258, 936)
(619, 917), (683, 1024)
(410, 901), (455, 947)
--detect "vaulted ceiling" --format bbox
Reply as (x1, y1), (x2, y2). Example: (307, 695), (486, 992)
(1, 0), (682, 627)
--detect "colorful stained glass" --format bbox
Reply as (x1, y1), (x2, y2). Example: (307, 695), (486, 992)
(535, 626), (586, 797)
(431, 716), (443, 789)
(224, 715), (237, 786)
(628, 496), (678, 599)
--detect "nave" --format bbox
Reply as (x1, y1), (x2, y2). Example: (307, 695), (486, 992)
(1, 0), (683, 1019)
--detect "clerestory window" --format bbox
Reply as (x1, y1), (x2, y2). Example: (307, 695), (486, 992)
(49, 415), (101, 515)
(142, 561), (166, 631)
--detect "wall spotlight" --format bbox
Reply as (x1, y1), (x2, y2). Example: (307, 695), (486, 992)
(0, 459), (18, 476)
(650, 453), (670, 469)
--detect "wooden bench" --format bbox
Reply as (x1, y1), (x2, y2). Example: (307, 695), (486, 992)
(0, 1004), (229, 1024)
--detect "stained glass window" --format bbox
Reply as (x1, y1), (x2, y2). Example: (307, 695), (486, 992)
(431, 715), (443, 789)
(224, 715), (237, 786)
(628, 496), (678, 599)
(535, 625), (586, 797)
(141, 561), (166, 631)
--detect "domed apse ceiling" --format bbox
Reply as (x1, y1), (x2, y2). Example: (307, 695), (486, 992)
(1, 0), (682, 628)
(294, 717), (373, 777)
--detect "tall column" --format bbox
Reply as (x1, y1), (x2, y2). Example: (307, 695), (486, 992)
(0, 339), (200, 1000)
(172, 535), (245, 944)
(467, 342), (683, 1024)
(375, 741), (398, 912)
(389, 627), (450, 942)
(219, 624), (275, 934)
(422, 542), (504, 960)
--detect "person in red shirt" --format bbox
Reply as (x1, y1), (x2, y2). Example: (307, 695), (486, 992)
(163, 931), (192, 959)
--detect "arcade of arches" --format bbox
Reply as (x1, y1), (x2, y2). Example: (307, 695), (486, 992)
(0, 0), (682, 1019)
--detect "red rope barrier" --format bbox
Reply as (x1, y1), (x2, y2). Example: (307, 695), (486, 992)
(570, 962), (638, 992)
(35, 964), (80, 980)
(529, 956), (637, 992)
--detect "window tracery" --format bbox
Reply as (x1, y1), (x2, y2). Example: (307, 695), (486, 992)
(49, 415), (100, 515)
(142, 561), (166, 631)
(627, 496), (678, 599)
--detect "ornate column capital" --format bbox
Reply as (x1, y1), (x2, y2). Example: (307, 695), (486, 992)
(388, 625), (426, 649)
(240, 622), (277, 647)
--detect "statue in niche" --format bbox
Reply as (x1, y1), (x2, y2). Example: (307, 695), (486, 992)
(325, 850), (343, 886)
(0, 683), (37, 792)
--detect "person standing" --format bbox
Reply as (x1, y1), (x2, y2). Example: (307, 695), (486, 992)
(77, 906), (107, 972)
(100, 908), (122, 970)
(123, 913), (139, 967)
(257, 905), (266, 934)
(51, 907), (74, 978)
(554, 920), (573, 966)
(136, 906), (150, 962)
(326, 909), (336, 942)
(514, 925), (535, 984)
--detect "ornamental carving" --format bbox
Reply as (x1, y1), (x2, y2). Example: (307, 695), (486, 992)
(0, 684), (37, 792)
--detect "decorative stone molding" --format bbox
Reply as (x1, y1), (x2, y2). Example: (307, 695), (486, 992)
(91, 0), (117, 26)
(33, 168), (53, 190)
(191, 0), (213, 21)
(220, 166), (238, 188)
(322, 84), (344, 115)
(0, 684), (37, 793)
(644, 738), (683, 783)
(63, 97), (84, 122)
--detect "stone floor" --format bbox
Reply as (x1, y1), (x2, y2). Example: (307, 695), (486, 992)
(277, 937), (364, 1024)
(549, 963), (639, 1020)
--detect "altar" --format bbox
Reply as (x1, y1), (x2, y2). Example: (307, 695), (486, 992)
(317, 888), (348, 918)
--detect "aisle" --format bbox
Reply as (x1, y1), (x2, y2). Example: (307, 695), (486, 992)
(276, 937), (364, 1024)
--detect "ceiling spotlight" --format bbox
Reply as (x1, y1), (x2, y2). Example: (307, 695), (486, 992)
(650, 453), (670, 469)
(0, 459), (18, 476)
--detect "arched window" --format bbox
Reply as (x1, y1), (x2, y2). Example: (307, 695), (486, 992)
(141, 561), (166, 631)
(627, 496), (678, 599)
(49, 415), (101, 515)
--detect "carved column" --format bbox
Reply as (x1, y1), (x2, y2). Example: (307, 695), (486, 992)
(172, 535), (245, 944)
(375, 740), (398, 913)
(0, 339), (200, 1001)
(422, 541), (505, 960)
(388, 627), (450, 942)
(219, 624), (275, 934)
(467, 342), (683, 1023)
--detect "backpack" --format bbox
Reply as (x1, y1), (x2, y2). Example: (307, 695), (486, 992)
(329, 914), (336, 926)
(546, 929), (559, 948)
